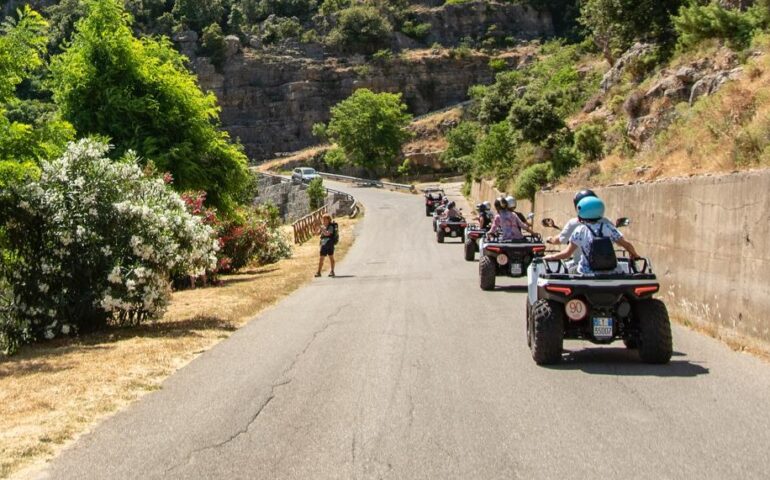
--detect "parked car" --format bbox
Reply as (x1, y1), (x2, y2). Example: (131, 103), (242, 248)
(292, 167), (320, 183)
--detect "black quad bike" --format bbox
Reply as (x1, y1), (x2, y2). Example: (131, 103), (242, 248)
(437, 217), (468, 243)
(424, 188), (445, 217)
(432, 206), (447, 232)
(525, 256), (672, 365)
(463, 225), (488, 261)
(478, 234), (546, 290)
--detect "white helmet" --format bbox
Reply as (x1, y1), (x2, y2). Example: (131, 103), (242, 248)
(505, 195), (517, 209)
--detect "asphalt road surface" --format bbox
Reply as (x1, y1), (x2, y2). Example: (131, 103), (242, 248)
(37, 183), (770, 480)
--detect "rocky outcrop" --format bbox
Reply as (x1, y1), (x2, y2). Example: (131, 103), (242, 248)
(600, 42), (656, 93)
(414, 1), (554, 46)
(199, 48), (532, 160)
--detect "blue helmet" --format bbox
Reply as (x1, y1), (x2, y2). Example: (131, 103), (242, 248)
(576, 196), (605, 221)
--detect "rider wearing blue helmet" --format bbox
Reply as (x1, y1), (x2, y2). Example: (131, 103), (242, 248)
(544, 197), (640, 274)
(546, 189), (614, 246)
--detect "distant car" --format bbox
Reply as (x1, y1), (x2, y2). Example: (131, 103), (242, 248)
(292, 167), (320, 183)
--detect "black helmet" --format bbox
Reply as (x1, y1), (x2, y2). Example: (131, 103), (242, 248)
(447, 201), (456, 209)
(494, 196), (509, 211)
(476, 203), (485, 211)
(573, 189), (597, 209)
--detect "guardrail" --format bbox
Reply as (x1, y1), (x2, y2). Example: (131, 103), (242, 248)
(317, 172), (415, 192)
(292, 205), (328, 244)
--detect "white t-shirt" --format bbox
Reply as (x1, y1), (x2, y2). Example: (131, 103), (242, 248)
(570, 222), (623, 274)
(559, 217), (614, 263)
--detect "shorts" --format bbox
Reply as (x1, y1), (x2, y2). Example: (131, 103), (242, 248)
(320, 242), (335, 257)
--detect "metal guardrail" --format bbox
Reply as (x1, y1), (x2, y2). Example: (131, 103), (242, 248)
(317, 172), (415, 192)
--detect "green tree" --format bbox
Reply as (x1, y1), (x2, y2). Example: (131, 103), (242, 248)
(472, 121), (518, 183)
(324, 88), (412, 174)
(326, 6), (392, 54)
(201, 22), (226, 68)
(514, 162), (553, 201)
(0, 6), (74, 189)
(441, 121), (482, 174)
(49, 0), (250, 213)
(509, 95), (566, 145)
(580, 0), (684, 63)
(673, 1), (768, 50)
(172, 0), (225, 32)
(306, 177), (326, 210)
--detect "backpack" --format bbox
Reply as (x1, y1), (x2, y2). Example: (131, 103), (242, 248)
(585, 223), (617, 271)
(331, 222), (339, 245)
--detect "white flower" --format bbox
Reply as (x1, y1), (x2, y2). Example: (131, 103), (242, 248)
(39, 283), (49, 293)
(125, 279), (136, 291)
(19, 200), (30, 210)
(107, 266), (121, 284)
(44, 330), (55, 340)
(61, 324), (70, 335)
(76, 225), (86, 237)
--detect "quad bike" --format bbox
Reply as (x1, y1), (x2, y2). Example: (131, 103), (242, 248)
(478, 233), (546, 290)
(432, 206), (447, 232)
(437, 216), (468, 243)
(424, 188), (445, 217)
(464, 225), (488, 261)
(525, 255), (672, 365)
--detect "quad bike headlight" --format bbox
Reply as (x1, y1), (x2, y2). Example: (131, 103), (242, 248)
(496, 254), (509, 265)
(444, 227), (451, 233)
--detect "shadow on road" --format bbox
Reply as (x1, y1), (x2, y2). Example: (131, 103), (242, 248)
(330, 275), (356, 279)
(496, 285), (529, 293)
(549, 348), (710, 377)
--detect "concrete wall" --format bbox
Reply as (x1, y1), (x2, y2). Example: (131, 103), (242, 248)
(525, 171), (770, 345)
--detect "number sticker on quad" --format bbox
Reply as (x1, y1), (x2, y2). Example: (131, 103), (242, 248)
(565, 299), (587, 321)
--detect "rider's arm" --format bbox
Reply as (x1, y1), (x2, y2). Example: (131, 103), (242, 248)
(616, 238), (640, 259)
(544, 242), (577, 261)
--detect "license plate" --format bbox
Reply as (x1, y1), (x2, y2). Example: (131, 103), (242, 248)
(450, 231), (457, 237)
(510, 263), (523, 275)
(592, 317), (614, 339)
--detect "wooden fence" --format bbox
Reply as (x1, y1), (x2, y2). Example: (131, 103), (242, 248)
(292, 205), (328, 244)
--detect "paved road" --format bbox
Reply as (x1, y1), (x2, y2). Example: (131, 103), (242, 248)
(38, 183), (770, 480)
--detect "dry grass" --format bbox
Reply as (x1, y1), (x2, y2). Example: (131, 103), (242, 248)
(0, 218), (359, 479)
(672, 314), (770, 364)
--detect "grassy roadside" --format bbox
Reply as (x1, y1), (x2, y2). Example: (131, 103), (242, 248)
(0, 217), (360, 479)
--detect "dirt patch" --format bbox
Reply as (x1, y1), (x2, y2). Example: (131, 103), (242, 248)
(0, 218), (359, 479)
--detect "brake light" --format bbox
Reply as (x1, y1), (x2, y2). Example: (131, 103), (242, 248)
(532, 246), (546, 253)
(439, 223), (447, 228)
(545, 285), (572, 296)
(460, 223), (468, 227)
(634, 285), (659, 296)
(486, 246), (502, 253)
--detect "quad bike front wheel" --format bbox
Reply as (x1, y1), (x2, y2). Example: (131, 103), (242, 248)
(479, 255), (496, 291)
(636, 299), (673, 364)
(464, 239), (476, 261)
(437, 231), (445, 243)
(426, 206), (431, 217)
(530, 299), (564, 365)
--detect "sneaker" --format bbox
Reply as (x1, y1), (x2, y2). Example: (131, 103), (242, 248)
(329, 271), (335, 277)
(315, 272), (321, 277)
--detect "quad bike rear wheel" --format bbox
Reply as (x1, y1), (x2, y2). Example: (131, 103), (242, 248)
(530, 299), (564, 365)
(464, 239), (476, 261)
(479, 255), (496, 290)
(426, 206), (431, 217)
(636, 299), (673, 364)
(623, 337), (639, 349)
(437, 230), (445, 243)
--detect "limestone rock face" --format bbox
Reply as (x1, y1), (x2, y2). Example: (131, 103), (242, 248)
(415, 1), (554, 46)
(199, 50), (531, 160)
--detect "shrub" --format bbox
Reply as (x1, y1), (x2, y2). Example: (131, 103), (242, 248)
(673, 2), (767, 51)
(323, 146), (347, 170)
(306, 177), (326, 210)
(372, 48), (393, 62)
(261, 15), (302, 44)
(319, 0), (351, 16)
(326, 6), (393, 54)
(574, 122), (606, 162)
(242, 0), (317, 22)
(472, 121), (518, 183)
(514, 162), (553, 201)
(509, 95), (566, 145)
(324, 88), (413, 173)
(172, 0), (225, 32)
(401, 20), (431, 40)
(488, 58), (507, 72)
(0, 140), (218, 353)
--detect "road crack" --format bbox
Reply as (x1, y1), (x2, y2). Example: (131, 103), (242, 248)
(164, 304), (351, 476)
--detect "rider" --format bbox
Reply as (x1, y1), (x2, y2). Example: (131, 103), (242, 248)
(488, 196), (534, 241)
(546, 189), (613, 246)
(442, 201), (462, 221)
(544, 197), (640, 274)
(505, 195), (530, 226)
(477, 202), (493, 229)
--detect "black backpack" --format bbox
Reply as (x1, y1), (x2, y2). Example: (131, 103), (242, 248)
(584, 223), (617, 271)
(331, 222), (339, 245)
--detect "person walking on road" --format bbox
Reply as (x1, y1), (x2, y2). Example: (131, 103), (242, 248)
(316, 214), (337, 277)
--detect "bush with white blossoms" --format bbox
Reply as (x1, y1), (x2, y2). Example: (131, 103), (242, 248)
(0, 139), (218, 352)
